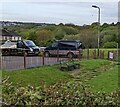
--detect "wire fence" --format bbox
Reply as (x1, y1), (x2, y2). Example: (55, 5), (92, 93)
(82, 49), (120, 61)
(0, 49), (120, 71)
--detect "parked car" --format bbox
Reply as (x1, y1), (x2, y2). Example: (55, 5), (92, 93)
(0, 40), (40, 56)
(44, 40), (83, 58)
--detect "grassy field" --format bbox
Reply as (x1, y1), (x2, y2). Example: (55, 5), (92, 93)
(2, 66), (72, 86)
(2, 59), (119, 93)
(89, 65), (118, 93)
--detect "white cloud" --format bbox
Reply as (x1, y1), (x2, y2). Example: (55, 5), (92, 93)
(0, 1), (118, 25)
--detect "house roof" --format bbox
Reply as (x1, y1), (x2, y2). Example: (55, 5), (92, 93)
(1, 29), (20, 37)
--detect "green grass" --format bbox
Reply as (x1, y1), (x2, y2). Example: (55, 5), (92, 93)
(71, 59), (118, 93)
(2, 59), (119, 93)
(80, 59), (110, 71)
(2, 66), (72, 86)
(89, 65), (118, 93)
(72, 59), (112, 82)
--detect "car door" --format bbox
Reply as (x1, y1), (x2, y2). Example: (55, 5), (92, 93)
(50, 42), (58, 56)
(17, 41), (26, 54)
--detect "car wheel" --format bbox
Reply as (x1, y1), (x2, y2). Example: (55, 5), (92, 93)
(67, 52), (74, 59)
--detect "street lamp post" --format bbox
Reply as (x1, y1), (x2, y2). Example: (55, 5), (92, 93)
(92, 5), (100, 58)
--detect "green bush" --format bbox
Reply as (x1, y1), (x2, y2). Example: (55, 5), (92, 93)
(63, 26), (79, 35)
(55, 29), (65, 40)
(36, 30), (54, 46)
(2, 77), (120, 106)
(103, 42), (117, 48)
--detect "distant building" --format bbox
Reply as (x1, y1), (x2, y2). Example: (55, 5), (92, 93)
(0, 29), (21, 44)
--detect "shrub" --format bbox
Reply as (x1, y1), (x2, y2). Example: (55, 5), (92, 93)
(36, 30), (54, 46)
(55, 29), (65, 40)
(1, 77), (120, 106)
(63, 26), (79, 35)
(103, 42), (117, 48)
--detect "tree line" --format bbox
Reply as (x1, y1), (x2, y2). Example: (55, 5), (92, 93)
(4, 22), (120, 48)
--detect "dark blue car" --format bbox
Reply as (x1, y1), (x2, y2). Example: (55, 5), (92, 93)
(44, 40), (83, 58)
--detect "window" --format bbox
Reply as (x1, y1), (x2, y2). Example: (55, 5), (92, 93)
(51, 42), (58, 47)
(24, 40), (36, 47)
(17, 41), (24, 48)
(9, 36), (12, 40)
(59, 42), (76, 50)
(5, 36), (7, 40)
(2, 36), (4, 40)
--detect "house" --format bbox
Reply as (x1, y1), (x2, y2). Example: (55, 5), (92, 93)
(0, 29), (21, 44)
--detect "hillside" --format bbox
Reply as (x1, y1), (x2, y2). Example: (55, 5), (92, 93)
(2, 21), (120, 48)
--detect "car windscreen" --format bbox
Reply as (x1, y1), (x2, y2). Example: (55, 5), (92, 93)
(77, 42), (82, 48)
(51, 42), (58, 47)
(24, 41), (36, 47)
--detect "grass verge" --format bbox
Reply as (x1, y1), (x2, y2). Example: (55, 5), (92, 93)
(2, 59), (119, 93)
(89, 65), (118, 93)
(2, 66), (72, 86)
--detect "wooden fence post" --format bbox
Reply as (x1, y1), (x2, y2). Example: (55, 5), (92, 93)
(100, 50), (104, 59)
(113, 50), (116, 61)
(93, 49), (97, 59)
(100, 50), (101, 59)
(108, 51), (109, 60)
(87, 48), (89, 59)
(42, 51), (44, 66)
(79, 49), (81, 60)
(119, 50), (120, 56)
(112, 51), (114, 62)
(103, 50), (104, 59)
(57, 49), (59, 62)
(95, 49), (97, 59)
(24, 49), (26, 69)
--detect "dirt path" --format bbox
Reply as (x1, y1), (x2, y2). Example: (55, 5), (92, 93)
(69, 61), (117, 82)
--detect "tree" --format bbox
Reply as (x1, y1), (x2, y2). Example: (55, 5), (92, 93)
(58, 23), (64, 26)
(36, 30), (54, 46)
(103, 41), (117, 48)
(78, 29), (98, 48)
(63, 26), (79, 35)
(27, 31), (37, 45)
(102, 23), (109, 28)
(91, 22), (99, 28)
(55, 29), (65, 40)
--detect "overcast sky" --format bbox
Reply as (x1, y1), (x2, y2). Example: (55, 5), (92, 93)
(0, 0), (119, 25)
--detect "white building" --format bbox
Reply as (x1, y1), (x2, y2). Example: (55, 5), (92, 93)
(0, 29), (21, 44)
